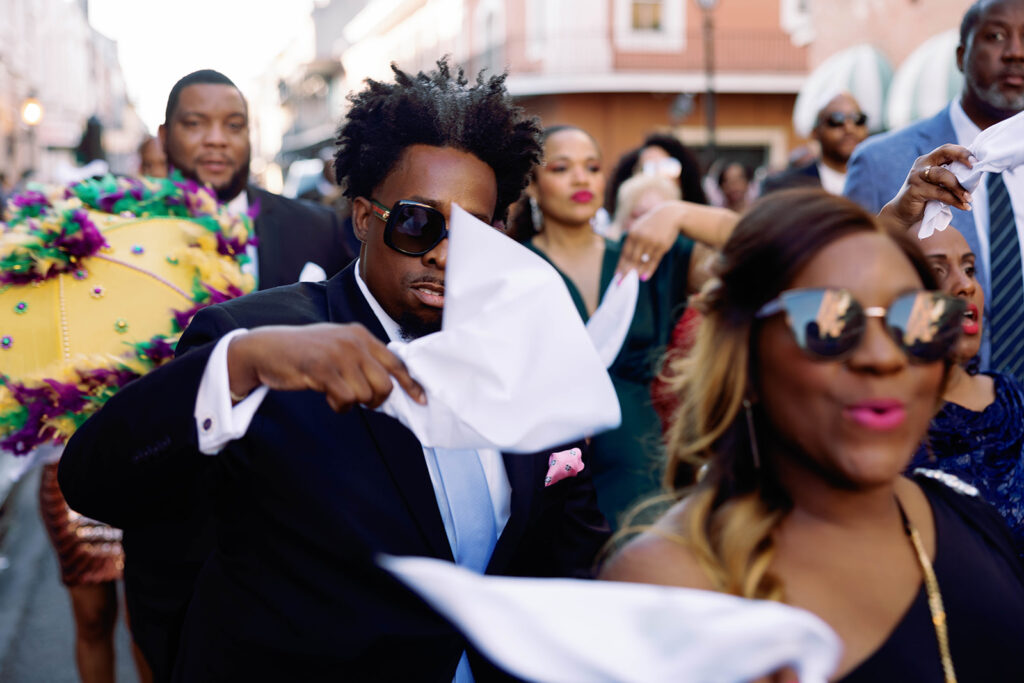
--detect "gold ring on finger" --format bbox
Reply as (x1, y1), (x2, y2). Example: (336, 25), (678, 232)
(923, 166), (932, 181)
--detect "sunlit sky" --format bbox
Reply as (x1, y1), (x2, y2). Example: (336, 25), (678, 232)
(88, 0), (318, 133)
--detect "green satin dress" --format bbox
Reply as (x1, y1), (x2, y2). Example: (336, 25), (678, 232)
(526, 236), (693, 529)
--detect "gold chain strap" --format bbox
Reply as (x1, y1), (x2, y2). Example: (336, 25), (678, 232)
(899, 498), (957, 683)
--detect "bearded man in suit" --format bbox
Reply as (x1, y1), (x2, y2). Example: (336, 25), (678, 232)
(159, 69), (354, 287)
(844, 0), (1024, 374)
(102, 69), (356, 682)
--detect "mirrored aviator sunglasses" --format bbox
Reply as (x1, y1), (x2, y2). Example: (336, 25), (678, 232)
(755, 288), (966, 363)
(370, 199), (448, 256)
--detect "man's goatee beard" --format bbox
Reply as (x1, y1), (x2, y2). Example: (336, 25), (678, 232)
(215, 162), (251, 202)
(398, 311), (442, 341)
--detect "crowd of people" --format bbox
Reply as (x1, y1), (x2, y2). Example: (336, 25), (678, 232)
(2, 0), (1024, 681)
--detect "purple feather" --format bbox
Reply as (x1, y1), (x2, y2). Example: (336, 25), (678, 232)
(98, 190), (126, 213)
(11, 190), (50, 209)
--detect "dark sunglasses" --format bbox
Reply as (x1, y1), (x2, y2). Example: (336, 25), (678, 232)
(823, 111), (868, 128)
(755, 288), (965, 363)
(370, 199), (448, 256)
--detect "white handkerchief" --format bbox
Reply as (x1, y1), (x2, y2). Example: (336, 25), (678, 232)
(298, 261), (327, 283)
(920, 109), (1024, 238)
(380, 554), (841, 683)
(586, 270), (640, 368)
(377, 205), (621, 453)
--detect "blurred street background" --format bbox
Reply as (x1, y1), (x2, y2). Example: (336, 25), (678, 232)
(0, 0), (980, 680)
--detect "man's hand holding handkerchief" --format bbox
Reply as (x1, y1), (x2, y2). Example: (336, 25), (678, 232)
(919, 109), (1024, 238)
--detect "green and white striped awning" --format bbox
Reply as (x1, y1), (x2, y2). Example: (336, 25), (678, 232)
(793, 44), (893, 138)
(885, 29), (964, 131)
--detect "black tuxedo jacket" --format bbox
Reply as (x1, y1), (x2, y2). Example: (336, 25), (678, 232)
(60, 263), (610, 681)
(760, 161), (822, 195)
(85, 186), (354, 681)
(248, 186), (354, 289)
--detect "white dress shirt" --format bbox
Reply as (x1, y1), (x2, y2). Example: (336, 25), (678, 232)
(192, 259), (511, 552)
(816, 162), (847, 196)
(225, 191), (260, 287)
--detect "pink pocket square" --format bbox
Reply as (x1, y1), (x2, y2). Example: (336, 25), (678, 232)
(544, 448), (584, 487)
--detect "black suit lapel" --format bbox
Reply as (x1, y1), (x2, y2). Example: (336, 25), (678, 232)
(249, 187), (283, 290)
(327, 265), (453, 561)
(487, 452), (540, 571)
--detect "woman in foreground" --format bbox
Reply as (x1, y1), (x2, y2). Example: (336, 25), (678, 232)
(601, 189), (1024, 680)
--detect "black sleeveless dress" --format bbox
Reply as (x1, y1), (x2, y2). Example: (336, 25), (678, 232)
(840, 472), (1024, 682)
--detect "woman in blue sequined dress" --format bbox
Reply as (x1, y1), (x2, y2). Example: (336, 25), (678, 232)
(909, 225), (1024, 554)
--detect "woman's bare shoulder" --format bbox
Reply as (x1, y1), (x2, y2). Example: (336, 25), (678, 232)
(599, 502), (717, 591)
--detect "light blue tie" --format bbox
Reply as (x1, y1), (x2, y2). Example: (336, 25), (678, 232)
(433, 448), (497, 683)
(987, 172), (1024, 383)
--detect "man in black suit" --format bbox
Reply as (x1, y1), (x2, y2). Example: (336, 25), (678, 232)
(114, 69), (358, 681)
(762, 91), (869, 196)
(60, 60), (609, 682)
(158, 69), (354, 287)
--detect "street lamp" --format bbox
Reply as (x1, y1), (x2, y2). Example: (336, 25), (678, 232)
(20, 97), (43, 127)
(20, 95), (44, 178)
(696, 0), (718, 164)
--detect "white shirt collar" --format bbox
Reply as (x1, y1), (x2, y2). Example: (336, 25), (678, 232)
(226, 190), (249, 217)
(816, 162), (847, 195)
(353, 258), (403, 343)
(950, 97), (982, 146)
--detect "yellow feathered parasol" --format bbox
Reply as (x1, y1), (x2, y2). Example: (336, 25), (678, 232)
(0, 174), (255, 454)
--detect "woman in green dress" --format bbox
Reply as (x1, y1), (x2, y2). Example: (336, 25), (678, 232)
(509, 125), (735, 528)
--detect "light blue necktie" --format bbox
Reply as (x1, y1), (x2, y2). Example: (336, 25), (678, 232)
(987, 172), (1024, 383)
(433, 448), (497, 683)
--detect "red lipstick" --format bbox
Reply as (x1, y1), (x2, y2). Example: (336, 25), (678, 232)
(962, 302), (979, 335)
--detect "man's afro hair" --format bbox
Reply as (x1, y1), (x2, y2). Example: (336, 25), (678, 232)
(334, 58), (542, 221)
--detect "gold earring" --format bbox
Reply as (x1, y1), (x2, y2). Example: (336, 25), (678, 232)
(743, 398), (761, 470)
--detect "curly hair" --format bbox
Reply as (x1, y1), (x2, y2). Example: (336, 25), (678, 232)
(334, 59), (542, 222)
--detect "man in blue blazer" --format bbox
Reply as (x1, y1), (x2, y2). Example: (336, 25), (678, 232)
(844, 104), (984, 278)
(59, 61), (610, 681)
(845, 0), (1024, 369)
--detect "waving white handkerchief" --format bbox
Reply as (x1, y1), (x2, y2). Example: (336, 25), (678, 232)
(380, 554), (841, 683)
(377, 205), (620, 453)
(586, 270), (640, 368)
(920, 109), (1024, 238)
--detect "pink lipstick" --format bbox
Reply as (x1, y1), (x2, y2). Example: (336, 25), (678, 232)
(844, 399), (906, 431)
(571, 191), (594, 203)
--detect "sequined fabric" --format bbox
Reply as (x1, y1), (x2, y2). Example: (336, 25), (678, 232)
(910, 372), (1024, 555)
(39, 462), (124, 586)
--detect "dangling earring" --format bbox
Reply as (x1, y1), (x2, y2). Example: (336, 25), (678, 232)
(742, 398), (761, 470)
(529, 196), (543, 232)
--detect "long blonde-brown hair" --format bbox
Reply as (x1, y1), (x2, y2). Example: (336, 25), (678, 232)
(661, 189), (942, 600)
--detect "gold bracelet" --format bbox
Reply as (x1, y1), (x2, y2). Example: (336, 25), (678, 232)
(229, 389), (249, 403)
